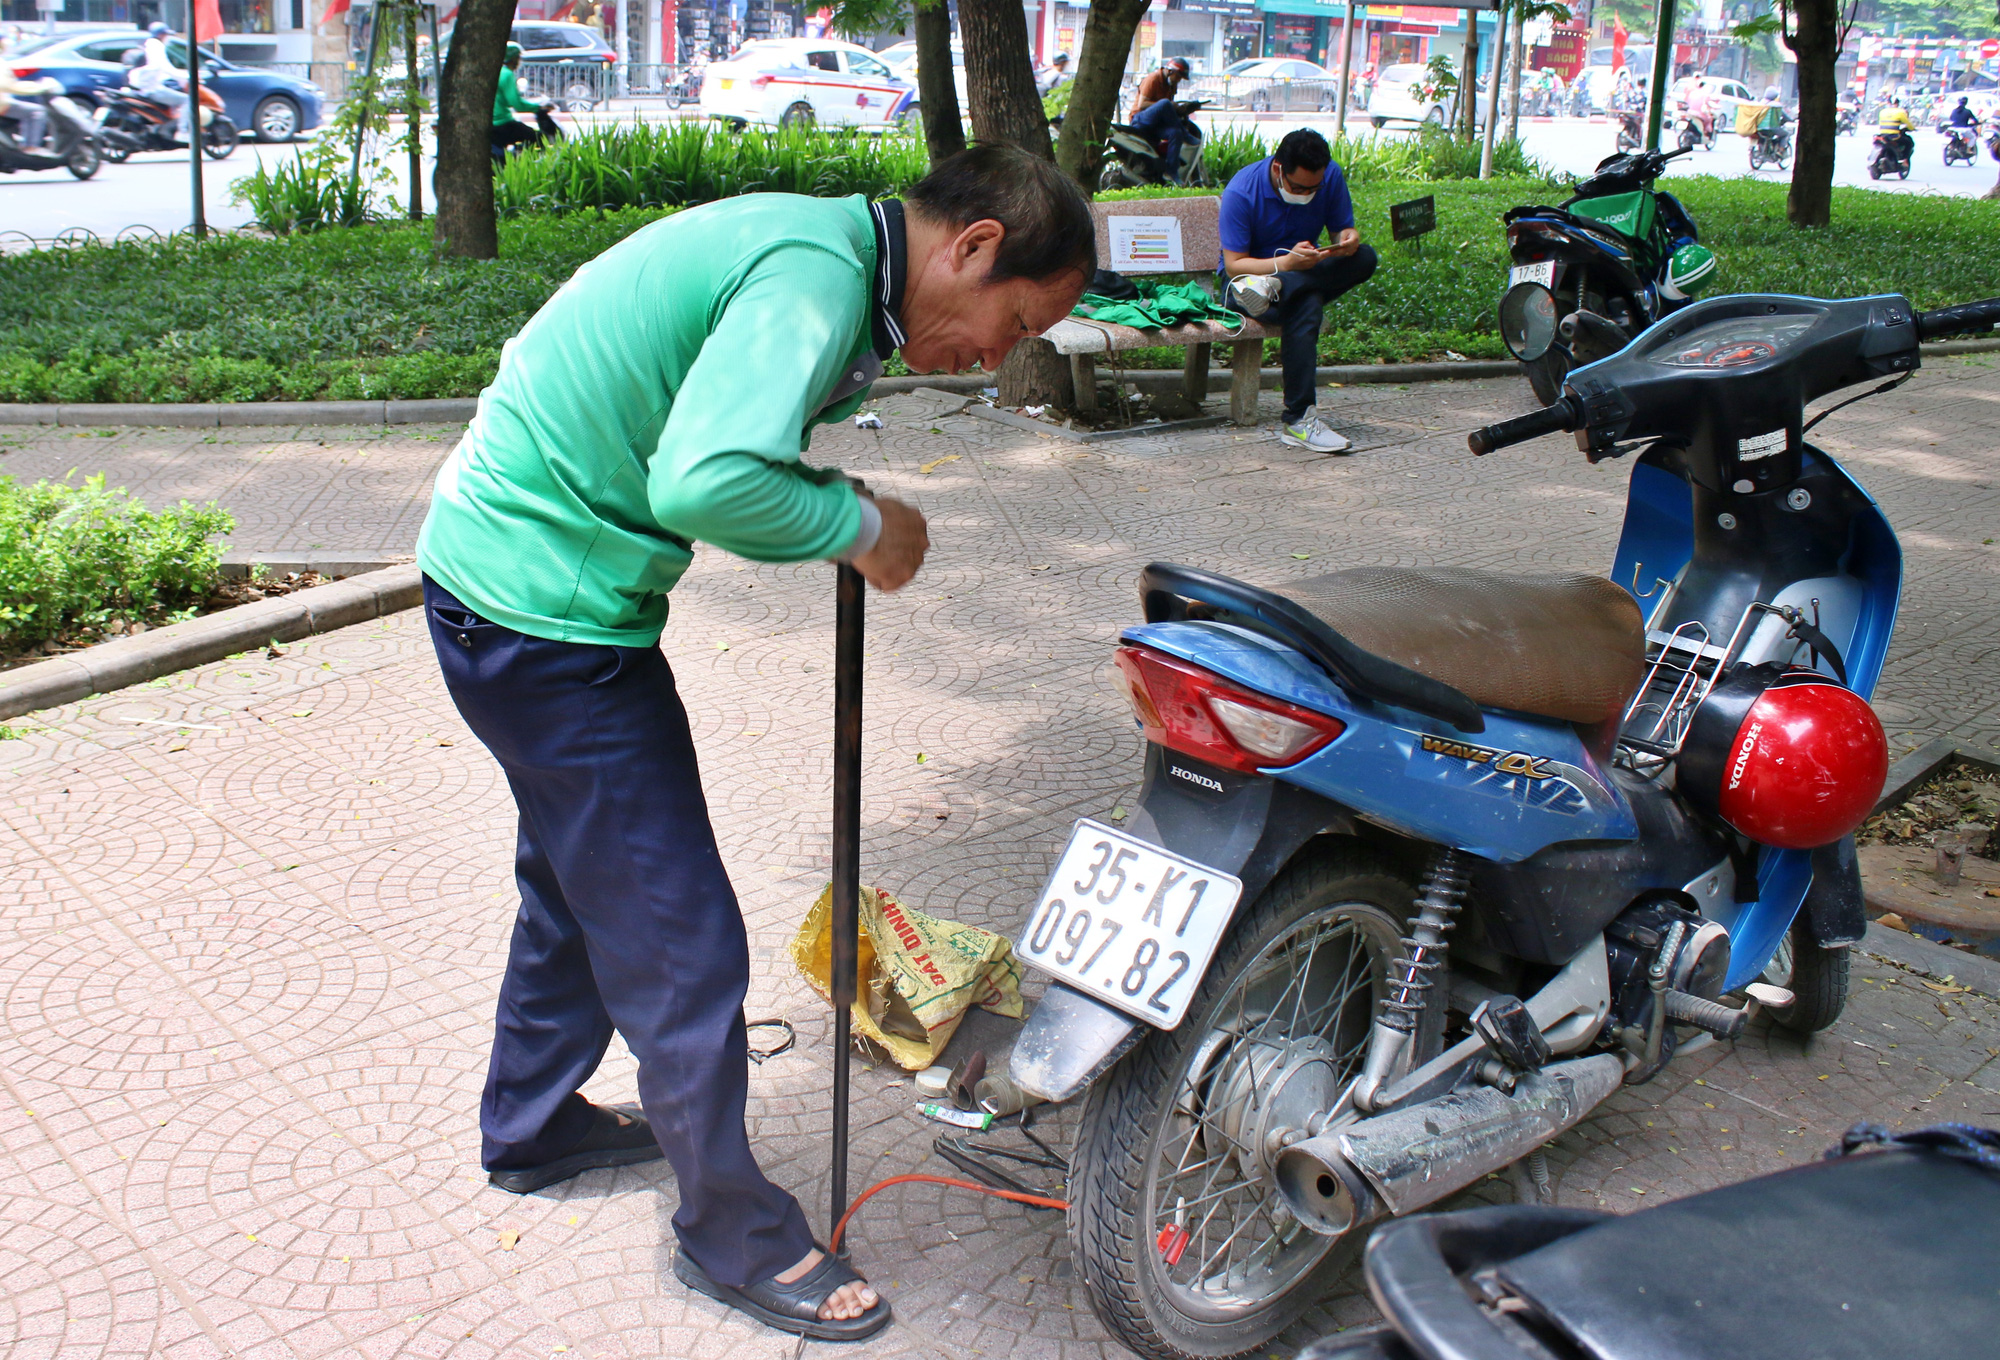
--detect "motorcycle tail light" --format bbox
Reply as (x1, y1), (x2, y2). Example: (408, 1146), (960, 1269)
(1112, 646), (1345, 774)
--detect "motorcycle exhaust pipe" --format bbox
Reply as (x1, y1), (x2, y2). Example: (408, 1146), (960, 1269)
(1274, 1053), (1625, 1235)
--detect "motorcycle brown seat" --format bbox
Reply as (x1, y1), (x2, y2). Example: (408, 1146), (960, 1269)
(1271, 566), (1647, 726)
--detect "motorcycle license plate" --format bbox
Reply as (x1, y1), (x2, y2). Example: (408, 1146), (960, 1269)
(1016, 820), (1242, 1028)
(1509, 261), (1556, 289)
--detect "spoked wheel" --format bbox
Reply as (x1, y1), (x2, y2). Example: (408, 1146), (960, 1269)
(780, 101), (815, 130)
(67, 139), (102, 180)
(202, 117), (238, 160)
(1760, 915), (1849, 1035)
(1069, 846), (1415, 1360)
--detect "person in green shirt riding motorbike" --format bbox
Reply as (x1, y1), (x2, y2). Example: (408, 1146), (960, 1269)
(492, 40), (559, 157)
(415, 144), (1093, 1343)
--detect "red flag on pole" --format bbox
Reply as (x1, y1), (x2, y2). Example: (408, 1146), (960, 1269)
(1611, 17), (1628, 73)
(193, 0), (225, 43)
(321, 0), (352, 24)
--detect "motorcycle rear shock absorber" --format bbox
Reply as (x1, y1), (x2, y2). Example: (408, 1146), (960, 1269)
(1350, 847), (1469, 1112)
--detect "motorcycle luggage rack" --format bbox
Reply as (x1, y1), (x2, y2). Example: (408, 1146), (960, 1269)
(1615, 600), (1796, 774)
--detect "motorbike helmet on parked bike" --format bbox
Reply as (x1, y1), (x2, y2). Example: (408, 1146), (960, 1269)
(1677, 664), (1888, 850)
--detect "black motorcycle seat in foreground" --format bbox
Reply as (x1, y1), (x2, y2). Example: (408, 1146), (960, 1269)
(1314, 1141), (2000, 1360)
(1275, 567), (1648, 726)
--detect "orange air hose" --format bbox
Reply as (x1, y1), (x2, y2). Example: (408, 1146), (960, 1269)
(828, 1174), (1070, 1254)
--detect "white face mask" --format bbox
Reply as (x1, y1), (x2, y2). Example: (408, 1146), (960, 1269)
(1278, 184), (1318, 206)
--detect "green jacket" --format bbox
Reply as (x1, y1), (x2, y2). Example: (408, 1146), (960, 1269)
(493, 65), (541, 126)
(416, 194), (880, 646)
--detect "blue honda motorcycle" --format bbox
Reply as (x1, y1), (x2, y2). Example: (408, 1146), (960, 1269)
(1006, 290), (2000, 1360)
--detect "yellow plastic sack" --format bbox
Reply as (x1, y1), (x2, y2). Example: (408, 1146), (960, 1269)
(791, 884), (1024, 1071)
(1735, 102), (1772, 138)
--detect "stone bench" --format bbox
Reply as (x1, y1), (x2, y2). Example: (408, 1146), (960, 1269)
(1043, 195), (1278, 425)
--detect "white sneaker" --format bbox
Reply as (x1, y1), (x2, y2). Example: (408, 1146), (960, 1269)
(1228, 273), (1282, 317)
(1276, 408), (1352, 453)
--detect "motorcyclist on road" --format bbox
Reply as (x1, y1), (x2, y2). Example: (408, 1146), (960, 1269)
(129, 21), (191, 145)
(492, 41), (560, 157)
(1036, 50), (1070, 97)
(0, 64), (54, 149)
(1130, 57), (1188, 117)
(1948, 96), (1979, 129)
(1878, 96), (1916, 162)
(1128, 89), (1195, 184)
(1682, 77), (1716, 141)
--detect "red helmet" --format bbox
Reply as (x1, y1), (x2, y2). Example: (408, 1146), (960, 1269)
(1680, 665), (1888, 850)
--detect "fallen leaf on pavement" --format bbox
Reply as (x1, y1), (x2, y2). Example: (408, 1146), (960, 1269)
(1291, 553), (1311, 560)
(1922, 981), (1966, 994)
(497, 1229), (520, 1251)
(920, 454), (961, 474)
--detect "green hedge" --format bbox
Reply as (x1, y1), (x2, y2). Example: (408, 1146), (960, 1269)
(3, 177), (1996, 402)
(0, 475), (231, 654)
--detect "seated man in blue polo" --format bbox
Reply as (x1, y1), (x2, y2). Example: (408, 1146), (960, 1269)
(1219, 128), (1379, 452)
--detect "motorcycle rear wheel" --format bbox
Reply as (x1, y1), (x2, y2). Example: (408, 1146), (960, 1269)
(1069, 844), (1416, 1360)
(67, 140), (101, 180)
(202, 118), (238, 160)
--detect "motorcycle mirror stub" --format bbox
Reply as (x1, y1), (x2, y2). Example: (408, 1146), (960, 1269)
(1499, 282), (1559, 362)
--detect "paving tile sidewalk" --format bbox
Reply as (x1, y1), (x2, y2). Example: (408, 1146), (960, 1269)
(2, 368), (1997, 1359)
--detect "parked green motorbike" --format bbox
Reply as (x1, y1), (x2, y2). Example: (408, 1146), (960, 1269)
(1496, 148), (1718, 403)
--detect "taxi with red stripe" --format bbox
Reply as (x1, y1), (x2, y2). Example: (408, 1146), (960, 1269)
(702, 38), (913, 131)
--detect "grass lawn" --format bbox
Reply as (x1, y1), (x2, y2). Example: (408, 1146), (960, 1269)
(2, 178), (1996, 403)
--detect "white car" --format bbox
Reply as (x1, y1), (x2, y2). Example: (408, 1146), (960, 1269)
(876, 38), (969, 112)
(1671, 75), (1756, 129)
(1209, 57), (1336, 112)
(1368, 61), (1466, 128)
(702, 37), (913, 130)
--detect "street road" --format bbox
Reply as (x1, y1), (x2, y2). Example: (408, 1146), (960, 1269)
(2, 107), (1993, 243)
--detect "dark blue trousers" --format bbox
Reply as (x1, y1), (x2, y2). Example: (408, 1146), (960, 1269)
(1131, 98), (1189, 182)
(1256, 245), (1380, 423)
(423, 577), (814, 1288)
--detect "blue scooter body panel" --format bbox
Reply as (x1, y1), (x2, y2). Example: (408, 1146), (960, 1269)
(1120, 621), (1639, 863)
(1610, 443), (1903, 989)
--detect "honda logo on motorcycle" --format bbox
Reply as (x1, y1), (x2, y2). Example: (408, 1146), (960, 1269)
(1169, 764), (1225, 792)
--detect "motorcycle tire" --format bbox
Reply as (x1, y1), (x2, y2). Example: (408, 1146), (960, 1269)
(1677, 126), (1698, 152)
(664, 91), (683, 110)
(1749, 147), (1764, 170)
(1616, 130), (1637, 152)
(1523, 346), (1572, 407)
(1760, 914), (1848, 1035)
(1099, 161), (1128, 192)
(202, 117), (238, 160)
(1069, 844), (1421, 1360)
(1867, 159), (1882, 180)
(66, 139), (101, 180)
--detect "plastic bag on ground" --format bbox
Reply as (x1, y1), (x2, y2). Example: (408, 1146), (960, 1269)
(791, 884), (1024, 1071)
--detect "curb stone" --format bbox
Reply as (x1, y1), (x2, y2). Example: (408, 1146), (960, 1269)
(1857, 921), (2000, 1002)
(0, 564), (421, 723)
(5, 340), (1997, 429)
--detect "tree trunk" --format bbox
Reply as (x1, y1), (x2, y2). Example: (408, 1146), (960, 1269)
(1507, 5), (1524, 142)
(912, 0), (965, 165)
(957, 0), (1052, 156)
(433, 0), (512, 258)
(1785, 0), (1839, 228)
(1459, 19), (1480, 139)
(1054, 0), (1150, 190)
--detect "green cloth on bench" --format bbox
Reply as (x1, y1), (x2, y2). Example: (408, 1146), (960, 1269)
(1071, 279), (1246, 333)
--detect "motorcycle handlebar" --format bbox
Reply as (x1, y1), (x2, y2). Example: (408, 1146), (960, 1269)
(1467, 397), (1578, 455)
(1916, 296), (2000, 342)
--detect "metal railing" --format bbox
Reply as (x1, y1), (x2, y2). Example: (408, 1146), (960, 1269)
(622, 63), (703, 106)
(514, 59), (619, 109)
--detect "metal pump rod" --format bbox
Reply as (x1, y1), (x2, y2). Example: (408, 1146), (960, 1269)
(187, 20), (206, 238)
(828, 561), (865, 1250)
